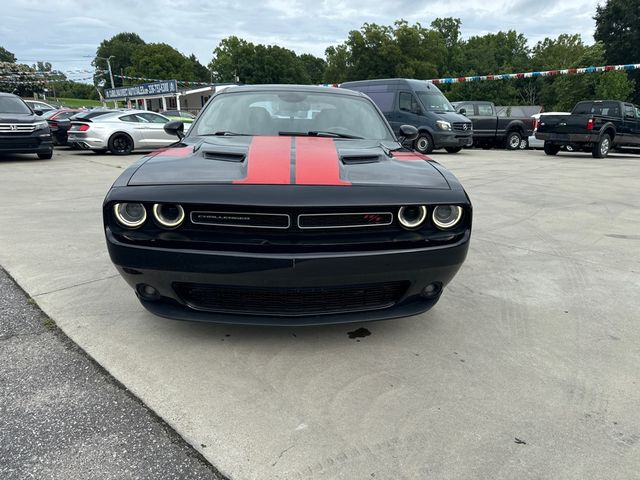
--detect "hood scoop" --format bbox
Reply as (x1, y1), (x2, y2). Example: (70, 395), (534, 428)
(341, 154), (384, 165)
(203, 151), (246, 162)
(200, 143), (247, 162)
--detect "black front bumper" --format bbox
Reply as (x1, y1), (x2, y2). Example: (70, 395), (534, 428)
(106, 228), (470, 326)
(433, 131), (473, 148)
(0, 133), (53, 155)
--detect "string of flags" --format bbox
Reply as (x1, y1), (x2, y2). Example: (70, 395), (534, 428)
(427, 64), (640, 84)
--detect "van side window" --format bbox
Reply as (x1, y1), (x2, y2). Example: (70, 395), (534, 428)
(399, 92), (420, 114)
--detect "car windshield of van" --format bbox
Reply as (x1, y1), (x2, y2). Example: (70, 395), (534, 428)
(416, 91), (456, 113)
(0, 96), (32, 114)
(191, 91), (394, 140)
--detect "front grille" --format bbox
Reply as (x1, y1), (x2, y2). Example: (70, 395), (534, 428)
(0, 123), (37, 133)
(298, 212), (393, 229)
(453, 122), (472, 132)
(173, 281), (410, 316)
(190, 211), (290, 229)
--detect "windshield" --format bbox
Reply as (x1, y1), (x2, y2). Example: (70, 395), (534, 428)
(0, 96), (32, 114)
(190, 90), (394, 140)
(415, 91), (455, 112)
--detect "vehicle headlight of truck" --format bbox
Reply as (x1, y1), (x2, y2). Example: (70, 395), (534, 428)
(34, 121), (48, 130)
(436, 120), (452, 131)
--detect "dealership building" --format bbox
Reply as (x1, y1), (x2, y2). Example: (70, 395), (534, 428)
(104, 80), (235, 113)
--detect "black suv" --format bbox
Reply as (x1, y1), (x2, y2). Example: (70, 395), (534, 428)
(0, 92), (54, 159)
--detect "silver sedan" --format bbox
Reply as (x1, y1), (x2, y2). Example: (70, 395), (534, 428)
(68, 110), (179, 155)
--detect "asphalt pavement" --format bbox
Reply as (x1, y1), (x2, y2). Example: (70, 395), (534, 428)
(0, 147), (639, 479)
(0, 267), (226, 479)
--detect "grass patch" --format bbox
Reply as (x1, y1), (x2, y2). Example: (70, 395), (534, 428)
(42, 317), (57, 330)
(55, 97), (105, 108)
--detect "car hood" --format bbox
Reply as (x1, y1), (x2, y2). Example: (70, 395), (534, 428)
(128, 136), (451, 189)
(0, 113), (39, 124)
(433, 112), (470, 123)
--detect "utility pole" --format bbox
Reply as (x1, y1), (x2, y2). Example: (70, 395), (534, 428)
(97, 55), (117, 108)
(105, 56), (117, 108)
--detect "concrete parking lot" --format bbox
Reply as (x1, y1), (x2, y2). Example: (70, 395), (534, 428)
(0, 147), (639, 479)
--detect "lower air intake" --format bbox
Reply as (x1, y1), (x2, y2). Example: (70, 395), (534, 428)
(173, 281), (410, 316)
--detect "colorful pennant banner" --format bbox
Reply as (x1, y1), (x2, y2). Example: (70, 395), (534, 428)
(428, 64), (640, 85)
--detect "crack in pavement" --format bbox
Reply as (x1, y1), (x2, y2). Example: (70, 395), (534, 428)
(32, 274), (119, 298)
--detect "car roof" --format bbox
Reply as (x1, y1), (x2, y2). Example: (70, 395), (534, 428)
(216, 84), (365, 98)
(340, 78), (436, 91)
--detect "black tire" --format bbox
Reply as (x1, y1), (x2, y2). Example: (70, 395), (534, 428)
(37, 151), (53, 160)
(444, 147), (462, 153)
(506, 131), (522, 150)
(414, 133), (434, 154)
(592, 134), (611, 158)
(108, 133), (134, 155)
(518, 138), (529, 150)
(543, 141), (561, 156)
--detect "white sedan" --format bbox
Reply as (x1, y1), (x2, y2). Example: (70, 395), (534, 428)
(68, 110), (180, 155)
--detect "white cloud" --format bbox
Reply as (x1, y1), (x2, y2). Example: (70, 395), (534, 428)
(1, 0), (602, 81)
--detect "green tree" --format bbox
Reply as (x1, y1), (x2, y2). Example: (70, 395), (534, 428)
(209, 36), (256, 83)
(594, 0), (640, 65)
(323, 44), (350, 83)
(94, 32), (146, 87)
(0, 46), (16, 63)
(594, 0), (640, 101)
(299, 54), (326, 84)
(430, 17), (463, 75)
(126, 43), (198, 83)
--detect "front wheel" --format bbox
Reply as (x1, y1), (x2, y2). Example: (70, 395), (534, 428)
(592, 134), (611, 158)
(506, 131), (522, 150)
(414, 133), (434, 154)
(444, 147), (462, 153)
(108, 133), (134, 155)
(519, 138), (529, 150)
(543, 141), (561, 156)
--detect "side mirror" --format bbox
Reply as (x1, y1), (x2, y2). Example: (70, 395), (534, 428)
(164, 120), (185, 139)
(398, 124), (418, 144)
(457, 108), (466, 115)
(34, 109), (43, 116)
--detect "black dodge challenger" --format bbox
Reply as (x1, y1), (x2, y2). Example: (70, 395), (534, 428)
(103, 85), (472, 325)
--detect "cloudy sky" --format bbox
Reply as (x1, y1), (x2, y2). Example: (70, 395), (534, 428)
(1, 0), (602, 81)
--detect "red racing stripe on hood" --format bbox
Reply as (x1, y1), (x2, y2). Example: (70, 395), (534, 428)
(294, 137), (351, 185)
(234, 136), (291, 184)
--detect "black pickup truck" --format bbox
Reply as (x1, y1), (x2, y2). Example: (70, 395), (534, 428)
(452, 101), (536, 149)
(535, 100), (640, 158)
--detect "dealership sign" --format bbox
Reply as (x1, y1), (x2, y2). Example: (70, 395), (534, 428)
(104, 80), (178, 100)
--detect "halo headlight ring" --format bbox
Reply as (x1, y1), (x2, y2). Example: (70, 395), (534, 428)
(153, 203), (185, 229)
(398, 205), (428, 229)
(113, 203), (147, 228)
(432, 205), (463, 229)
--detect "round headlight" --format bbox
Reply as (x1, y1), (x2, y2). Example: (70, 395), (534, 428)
(398, 205), (427, 229)
(113, 203), (146, 228)
(153, 204), (185, 228)
(432, 205), (463, 229)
